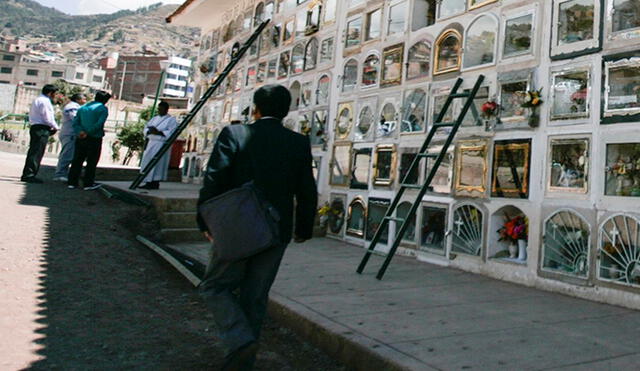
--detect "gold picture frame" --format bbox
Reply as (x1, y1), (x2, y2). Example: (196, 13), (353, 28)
(346, 196), (367, 237)
(373, 144), (397, 186)
(491, 140), (531, 198)
(335, 102), (354, 140)
(283, 18), (295, 45)
(433, 29), (462, 76)
(468, 0), (498, 11)
(381, 43), (404, 87)
(454, 140), (488, 196)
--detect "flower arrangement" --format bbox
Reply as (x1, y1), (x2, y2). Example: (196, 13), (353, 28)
(520, 89), (544, 108)
(481, 101), (499, 119)
(497, 215), (528, 244)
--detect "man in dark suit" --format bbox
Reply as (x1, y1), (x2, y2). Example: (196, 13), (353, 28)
(197, 84), (317, 370)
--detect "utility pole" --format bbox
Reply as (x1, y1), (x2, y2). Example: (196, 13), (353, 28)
(118, 61), (128, 100)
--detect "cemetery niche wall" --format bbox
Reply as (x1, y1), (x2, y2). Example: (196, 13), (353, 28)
(183, 0), (640, 307)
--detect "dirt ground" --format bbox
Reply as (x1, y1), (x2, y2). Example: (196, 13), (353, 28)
(0, 151), (345, 370)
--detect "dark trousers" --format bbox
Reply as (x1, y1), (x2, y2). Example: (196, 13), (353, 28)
(68, 137), (102, 187)
(21, 125), (51, 179)
(199, 243), (288, 356)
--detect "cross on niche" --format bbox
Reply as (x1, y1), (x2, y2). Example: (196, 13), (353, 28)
(610, 225), (621, 246)
(551, 223), (559, 238)
(454, 218), (464, 234)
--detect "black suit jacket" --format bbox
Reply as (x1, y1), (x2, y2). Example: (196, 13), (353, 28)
(197, 118), (318, 243)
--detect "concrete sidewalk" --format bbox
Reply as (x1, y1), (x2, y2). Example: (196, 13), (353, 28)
(271, 238), (640, 370)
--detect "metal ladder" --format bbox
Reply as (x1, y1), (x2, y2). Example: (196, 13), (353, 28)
(356, 75), (485, 280)
(129, 20), (271, 190)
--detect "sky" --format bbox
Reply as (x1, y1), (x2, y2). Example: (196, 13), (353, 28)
(33, 0), (185, 15)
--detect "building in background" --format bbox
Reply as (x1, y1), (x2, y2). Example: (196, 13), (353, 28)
(101, 54), (193, 103)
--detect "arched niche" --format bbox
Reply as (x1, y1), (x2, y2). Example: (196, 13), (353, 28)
(598, 214), (640, 288)
(407, 40), (431, 80)
(361, 53), (380, 88)
(451, 203), (485, 257)
(316, 74), (331, 105)
(304, 38), (319, 71)
(542, 209), (591, 278)
(434, 28), (462, 75)
(488, 205), (529, 263)
(346, 197), (367, 238)
(289, 81), (301, 111)
(463, 14), (498, 70)
(342, 59), (358, 93)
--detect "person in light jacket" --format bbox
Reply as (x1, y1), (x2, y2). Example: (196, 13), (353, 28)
(138, 101), (178, 190)
(53, 93), (86, 181)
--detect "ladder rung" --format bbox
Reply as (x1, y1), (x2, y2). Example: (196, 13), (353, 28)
(400, 183), (422, 190)
(384, 216), (405, 223)
(370, 250), (388, 257)
(433, 122), (455, 128)
(417, 153), (438, 158)
(450, 93), (470, 98)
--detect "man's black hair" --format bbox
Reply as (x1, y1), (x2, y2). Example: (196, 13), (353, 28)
(70, 93), (85, 103)
(158, 101), (169, 109)
(253, 84), (291, 119)
(94, 90), (112, 104)
(42, 84), (58, 96)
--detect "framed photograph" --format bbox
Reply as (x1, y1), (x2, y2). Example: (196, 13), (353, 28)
(455, 140), (489, 197)
(548, 138), (589, 193)
(491, 139), (531, 199)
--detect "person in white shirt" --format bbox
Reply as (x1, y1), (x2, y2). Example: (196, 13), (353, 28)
(21, 84), (60, 183)
(53, 93), (87, 181)
(139, 101), (178, 190)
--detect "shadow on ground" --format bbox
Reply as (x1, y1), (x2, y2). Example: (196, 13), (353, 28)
(18, 165), (345, 370)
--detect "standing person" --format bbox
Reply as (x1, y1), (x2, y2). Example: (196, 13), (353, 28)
(67, 90), (112, 190)
(53, 93), (87, 182)
(197, 84), (317, 370)
(138, 101), (178, 190)
(21, 84), (60, 183)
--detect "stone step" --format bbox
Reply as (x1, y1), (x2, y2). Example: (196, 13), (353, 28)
(160, 228), (205, 243)
(159, 211), (198, 229)
(151, 197), (199, 213)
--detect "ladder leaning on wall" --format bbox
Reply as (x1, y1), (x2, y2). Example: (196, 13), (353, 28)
(356, 75), (485, 280)
(129, 20), (271, 190)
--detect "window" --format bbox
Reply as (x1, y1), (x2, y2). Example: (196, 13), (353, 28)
(499, 80), (529, 124)
(316, 74), (331, 105)
(24, 82), (36, 86)
(361, 54), (379, 87)
(278, 51), (291, 79)
(365, 9), (382, 41)
(605, 143), (640, 197)
(434, 29), (462, 75)
(291, 43), (305, 75)
(548, 138), (589, 193)
(0, 67), (12, 74)
(75, 72), (84, 80)
(438, 0), (465, 19)
(319, 37), (334, 64)
(551, 0), (600, 58)
(356, 105), (375, 140)
(550, 68), (590, 120)
(412, 0), (436, 31)
(451, 204), (483, 256)
(503, 13), (534, 59)
(468, 0), (497, 10)
(92, 75), (103, 83)
(330, 143), (352, 186)
(401, 89), (427, 133)
(367, 198), (390, 243)
(342, 59), (358, 93)
(377, 103), (398, 138)
(335, 103), (353, 140)
(304, 38), (318, 71)
(350, 148), (372, 189)
(323, 0), (337, 24)
(381, 43), (404, 87)
(604, 57), (640, 118)
(346, 198), (366, 237)
(27, 69), (39, 76)
(387, 1), (407, 35)
(598, 214), (640, 287)
(346, 17), (362, 48)
(407, 41), (431, 80)
(2, 54), (15, 61)
(463, 15), (498, 69)
(612, 0), (640, 34)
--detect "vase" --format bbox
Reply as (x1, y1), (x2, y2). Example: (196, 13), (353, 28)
(517, 239), (527, 261)
(508, 243), (518, 258)
(527, 111), (540, 128)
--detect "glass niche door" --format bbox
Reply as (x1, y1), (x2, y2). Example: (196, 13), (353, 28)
(551, 0), (601, 58)
(420, 204), (448, 254)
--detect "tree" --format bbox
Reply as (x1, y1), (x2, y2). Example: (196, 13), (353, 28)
(53, 79), (87, 99)
(114, 120), (146, 165)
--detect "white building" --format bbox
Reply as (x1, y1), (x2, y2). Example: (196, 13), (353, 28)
(163, 56), (192, 98)
(168, 0), (640, 309)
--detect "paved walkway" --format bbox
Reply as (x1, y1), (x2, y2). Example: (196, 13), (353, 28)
(163, 236), (640, 370)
